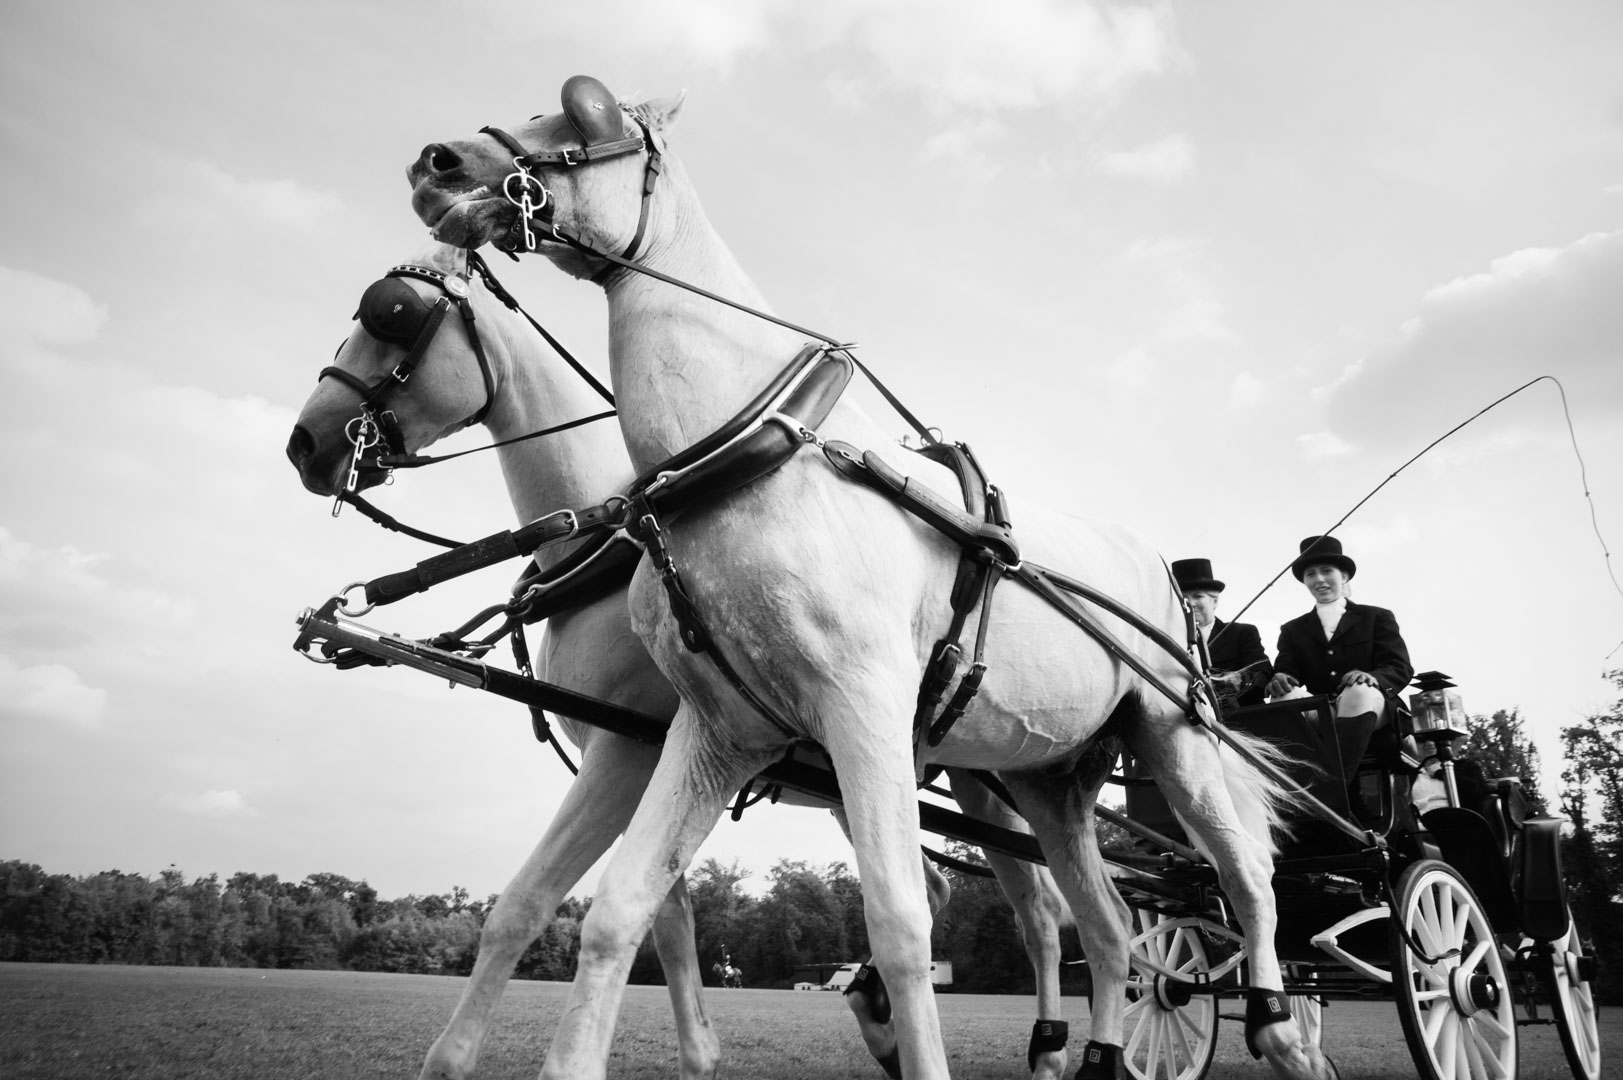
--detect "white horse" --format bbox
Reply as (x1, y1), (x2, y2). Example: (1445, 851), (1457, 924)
(286, 242), (1077, 1080)
(404, 80), (1336, 1080)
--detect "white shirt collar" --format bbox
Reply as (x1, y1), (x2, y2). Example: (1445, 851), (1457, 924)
(1316, 597), (1348, 638)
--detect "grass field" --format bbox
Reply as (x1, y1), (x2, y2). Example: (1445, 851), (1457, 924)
(1, 963), (1615, 1079)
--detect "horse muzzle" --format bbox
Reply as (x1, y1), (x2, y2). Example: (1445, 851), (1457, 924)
(286, 423), (387, 497)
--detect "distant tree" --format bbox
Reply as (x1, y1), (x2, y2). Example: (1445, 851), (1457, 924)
(1461, 708), (1549, 814)
(1559, 669), (1623, 1003)
(753, 860), (846, 986)
(824, 861), (868, 960)
(688, 859), (756, 984)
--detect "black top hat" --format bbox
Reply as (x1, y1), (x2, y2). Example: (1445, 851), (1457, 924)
(1171, 558), (1224, 593)
(1291, 535), (1356, 580)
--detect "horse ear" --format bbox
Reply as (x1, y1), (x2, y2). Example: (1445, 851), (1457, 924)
(560, 75), (626, 145)
(634, 91), (686, 134)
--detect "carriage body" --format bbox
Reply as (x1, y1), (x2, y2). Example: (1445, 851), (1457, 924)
(1113, 683), (1601, 1080)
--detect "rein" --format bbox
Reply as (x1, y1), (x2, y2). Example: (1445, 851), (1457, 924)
(449, 109), (1240, 764)
(481, 113), (940, 448)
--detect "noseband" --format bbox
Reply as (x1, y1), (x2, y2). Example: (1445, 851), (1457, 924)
(479, 107), (664, 270)
(317, 263), (498, 504)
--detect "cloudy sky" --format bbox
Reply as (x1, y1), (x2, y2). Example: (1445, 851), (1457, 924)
(2, 1), (1621, 902)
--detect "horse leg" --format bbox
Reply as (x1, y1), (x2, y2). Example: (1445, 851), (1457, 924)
(421, 736), (697, 1080)
(537, 708), (770, 1080)
(822, 707), (951, 1080)
(1000, 747), (1133, 1080)
(946, 768), (1073, 1080)
(649, 874), (722, 1080)
(1128, 712), (1336, 1080)
(829, 808), (954, 1079)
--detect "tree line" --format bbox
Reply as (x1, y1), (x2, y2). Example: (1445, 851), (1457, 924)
(0, 851), (1065, 994)
(3, 688), (1618, 1001)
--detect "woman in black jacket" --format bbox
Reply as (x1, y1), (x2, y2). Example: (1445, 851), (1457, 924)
(1265, 535), (1414, 746)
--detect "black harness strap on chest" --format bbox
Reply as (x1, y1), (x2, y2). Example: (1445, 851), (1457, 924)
(821, 438), (1015, 760)
(620, 345), (855, 744)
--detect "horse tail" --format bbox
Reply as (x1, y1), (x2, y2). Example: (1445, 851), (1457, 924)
(1206, 724), (1304, 859)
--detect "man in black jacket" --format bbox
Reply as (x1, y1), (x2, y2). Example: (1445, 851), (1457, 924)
(1265, 535), (1413, 748)
(1172, 558), (1271, 711)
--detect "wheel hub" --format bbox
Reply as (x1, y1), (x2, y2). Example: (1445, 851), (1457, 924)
(1153, 975), (1195, 1010)
(1449, 965), (1500, 1016)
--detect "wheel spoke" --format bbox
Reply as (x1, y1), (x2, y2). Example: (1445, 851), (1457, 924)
(1126, 1000), (1151, 1058)
(1436, 1011), (1460, 1079)
(1460, 939), (1491, 977)
(1169, 1003), (1195, 1070)
(1471, 1008), (1510, 1042)
(1466, 1016), (1508, 1078)
(1423, 994), (1450, 1046)
(1144, 1011), (1162, 1079)
(1439, 882), (1461, 950)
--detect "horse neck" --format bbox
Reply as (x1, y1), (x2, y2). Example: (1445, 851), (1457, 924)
(478, 307), (630, 558)
(601, 172), (809, 471)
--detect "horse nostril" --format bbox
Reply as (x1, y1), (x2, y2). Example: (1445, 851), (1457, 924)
(286, 425), (315, 468)
(423, 143), (463, 175)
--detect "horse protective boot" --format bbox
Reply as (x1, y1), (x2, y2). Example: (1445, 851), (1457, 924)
(1074, 1039), (1122, 1079)
(842, 963), (900, 1079)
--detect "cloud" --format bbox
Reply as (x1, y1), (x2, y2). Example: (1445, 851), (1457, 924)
(134, 159), (343, 237)
(1098, 133), (1194, 184)
(1229, 371), (1265, 409)
(1338, 516), (1419, 557)
(0, 655), (106, 727)
(510, 1), (1180, 114)
(1324, 229), (1623, 447)
(921, 116), (1008, 183)
(0, 266), (107, 348)
(1102, 344), (1157, 393)
(1116, 234), (1237, 354)
(1298, 431), (1353, 461)
(162, 788), (261, 818)
(813, 0), (1179, 114)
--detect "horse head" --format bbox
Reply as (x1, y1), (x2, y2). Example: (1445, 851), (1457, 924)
(285, 242), (505, 496)
(407, 76), (684, 280)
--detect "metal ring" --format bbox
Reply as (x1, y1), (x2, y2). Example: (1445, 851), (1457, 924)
(335, 582), (374, 618)
(502, 169), (548, 209)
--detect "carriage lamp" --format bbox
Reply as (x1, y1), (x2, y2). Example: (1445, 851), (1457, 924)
(1409, 671), (1466, 806)
(1409, 671), (1466, 740)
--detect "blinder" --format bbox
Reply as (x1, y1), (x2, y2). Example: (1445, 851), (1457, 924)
(318, 264), (498, 489)
(357, 276), (438, 347)
(561, 74), (625, 146)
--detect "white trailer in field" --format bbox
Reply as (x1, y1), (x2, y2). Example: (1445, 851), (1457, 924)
(819, 961), (953, 990)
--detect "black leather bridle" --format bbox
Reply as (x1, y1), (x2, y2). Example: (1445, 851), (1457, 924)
(317, 263), (497, 506)
(478, 109), (664, 272)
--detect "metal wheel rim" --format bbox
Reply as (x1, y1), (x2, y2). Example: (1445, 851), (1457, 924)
(1393, 862), (1518, 1080)
(1547, 920), (1602, 1080)
(1124, 911), (1218, 1080)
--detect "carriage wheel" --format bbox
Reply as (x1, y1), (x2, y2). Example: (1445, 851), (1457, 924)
(1390, 861), (1518, 1080)
(1544, 915), (1602, 1080)
(1123, 910), (1218, 1080)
